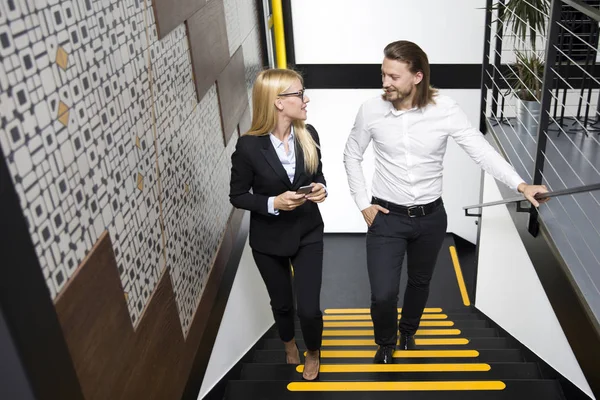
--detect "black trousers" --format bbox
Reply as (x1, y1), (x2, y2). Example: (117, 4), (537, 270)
(366, 202), (447, 346)
(252, 241), (324, 351)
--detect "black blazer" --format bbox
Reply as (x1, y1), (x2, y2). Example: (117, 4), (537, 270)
(229, 124), (326, 256)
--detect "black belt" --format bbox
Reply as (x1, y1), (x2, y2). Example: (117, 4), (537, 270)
(371, 197), (443, 218)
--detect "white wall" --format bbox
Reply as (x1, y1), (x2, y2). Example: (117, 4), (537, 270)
(199, 238), (273, 399)
(291, 0), (487, 64)
(293, 0), (491, 241)
(476, 173), (594, 399)
(308, 88), (483, 243)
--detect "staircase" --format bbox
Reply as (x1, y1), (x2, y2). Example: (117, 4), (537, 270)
(223, 307), (567, 399)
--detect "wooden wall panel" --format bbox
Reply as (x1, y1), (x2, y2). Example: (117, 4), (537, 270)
(153, 0), (208, 39)
(54, 209), (246, 400)
(217, 47), (249, 146)
(186, 0), (230, 103)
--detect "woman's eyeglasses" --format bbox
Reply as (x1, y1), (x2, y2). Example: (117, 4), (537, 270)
(278, 88), (306, 99)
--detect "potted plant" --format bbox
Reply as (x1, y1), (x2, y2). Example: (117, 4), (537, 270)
(512, 50), (545, 135)
(498, 0), (550, 135)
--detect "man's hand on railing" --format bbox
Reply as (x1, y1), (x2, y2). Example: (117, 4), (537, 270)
(517, 183), (550, 208)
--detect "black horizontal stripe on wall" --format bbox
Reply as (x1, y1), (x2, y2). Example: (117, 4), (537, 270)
(295, 64), (484, 90)
(295, 63), (600, 90)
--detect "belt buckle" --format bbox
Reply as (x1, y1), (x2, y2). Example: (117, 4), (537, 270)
(407, 205), (424, 218)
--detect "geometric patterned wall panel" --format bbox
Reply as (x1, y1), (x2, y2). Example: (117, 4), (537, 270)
(0, 0), (263, 333)
(239, 104), (251, 136)
(242, 21), (263, 105)
(160, 84), (235, 333)
(223, 0), (242, 57)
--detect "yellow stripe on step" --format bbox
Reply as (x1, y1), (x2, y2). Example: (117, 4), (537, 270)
(325, 308), (443, 314)
(450, 246), (471, 306)
(314, 350), (479, 358)
(321, 338), (469, 346)
(323, 314), (448, 321)
(287, 381), (506, 391)
(322, 329), (461, 336)
(296, 363), (491, 373)
(323, 321), (454, 328)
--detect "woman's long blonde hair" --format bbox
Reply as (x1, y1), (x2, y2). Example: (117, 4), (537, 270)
(244, 69), (319, 175)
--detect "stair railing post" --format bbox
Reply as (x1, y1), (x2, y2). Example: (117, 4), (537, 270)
(528, 0), (563, 237)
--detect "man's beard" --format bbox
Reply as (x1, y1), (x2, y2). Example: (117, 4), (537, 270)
(383, 86), (413, 103)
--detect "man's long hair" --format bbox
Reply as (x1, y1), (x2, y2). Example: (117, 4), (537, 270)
(384, 40), (438, 109)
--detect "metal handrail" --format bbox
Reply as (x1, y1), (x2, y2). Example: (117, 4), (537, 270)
(562, 0), (600, 22)
(463, 183), (600, 216)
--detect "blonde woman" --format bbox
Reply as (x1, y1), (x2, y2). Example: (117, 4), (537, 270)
(229, 69), (326, 380)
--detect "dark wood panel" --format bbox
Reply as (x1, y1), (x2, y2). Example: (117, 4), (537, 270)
(217, 47), (248, 146)
(54, 208), (248, 400)
(0, 143), (85, 400)
(186, 0), (230, 102)
(153, 0), (208, 39)
(239, 104), (252, 136)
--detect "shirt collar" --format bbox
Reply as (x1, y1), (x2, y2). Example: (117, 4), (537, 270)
(384, 102), (424, 117)
(269, 126), (295, 148)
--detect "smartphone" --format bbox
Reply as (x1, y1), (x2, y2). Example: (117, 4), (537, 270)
(296, 185), (314, 195)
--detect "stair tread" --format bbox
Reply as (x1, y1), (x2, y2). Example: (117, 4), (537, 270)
(252, 349), (524, 363)
(224, 379), (564, 399)
(323, 308), (479, 314)
(265, 328), (499, 338)
(306, 313), (486, 321)
(318, 320), (489, 329)
(260, 337), (512, 350)
(239, 362), (541, 381)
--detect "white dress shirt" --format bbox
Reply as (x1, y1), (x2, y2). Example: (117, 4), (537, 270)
(268, 130), (297, 215)
(267, 127), (327, 215)
(343, 95), (525, 211)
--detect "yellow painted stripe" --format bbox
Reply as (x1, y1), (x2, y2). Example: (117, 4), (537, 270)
(321, 338), (469, 346)
(287, 381), (506, 391)
(296, 363), (491, 373)
(271, 0), (287, 68)
(323, 314), (448, 321)
(449, 246), (471, 306)
(322, 329), (461, 337)
(323, 321), (454, 328)
(315, 350), (479, 358)
(325, 308), (442, 314)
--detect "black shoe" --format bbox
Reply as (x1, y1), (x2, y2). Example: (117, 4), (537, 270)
(373, 345), (395, 364)
(399, 334), (416, 350)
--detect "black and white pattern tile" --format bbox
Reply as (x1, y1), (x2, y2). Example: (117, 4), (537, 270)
(0, 0), (261, 331)
(160, 84), (234, 334)
(223, 0), (241, 57)
(242, 24), (262, 107)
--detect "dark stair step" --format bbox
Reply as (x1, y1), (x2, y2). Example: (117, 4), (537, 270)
(259, 337), (513, 351)
(224, 379), (564, 400)
(252, 349), (524, 363)
(265, 328), (499, 339)
(315, 312), (486, 322)
(318, 320), (489, 329)
(322, 308), (479, 315)
(239, 362), (542, 381)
